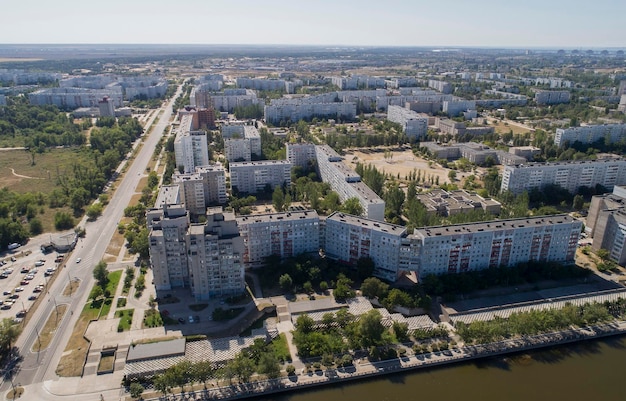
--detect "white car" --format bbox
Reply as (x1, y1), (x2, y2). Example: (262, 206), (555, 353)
(34, 261), (45, 267)
(14, 287), (24, 292)
(76, 258), (82, 263)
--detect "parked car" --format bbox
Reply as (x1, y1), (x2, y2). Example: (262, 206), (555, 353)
(76, 258), (81, 264)
(34, 261), (44, 267)
(188, 315), (194, 323)
(28, 294), (38, 301)
(20, 280), (29, 285)
(2, 290), (11, 296)
(14, 287), (24, 292)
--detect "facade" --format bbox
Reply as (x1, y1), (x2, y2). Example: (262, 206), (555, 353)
(222, 124), (262, 162)
(324, 212), (407, 282)
(411, 215), (581, 276)
(264, 101), (356, 125)
(98, 96), (115, 117)
(187, 209), (245, 300)
(229, 160), (291, 194)
(173, 164), (228, 214)
(315, 145), (385, 221)
(29, 87), (124, 109)
(236, 77), (299, 94)
(173, 114), (209, 173)
(387, 105), (428, 140)
(148, 204), (191, 290)
(501, 159), (626, 195)
(148, 200), (245, 300)
(534, 90), (571, 105)
(428, 80), (453, 94)
(286, 143), (317, 169)
(588, 187), (626, 265)
(331, 75), (386, 90)
(237, 210), (320, 266)
(554, 124), (626, 147)
(442, 100), (476, 117)
(192, 87), (263, 112)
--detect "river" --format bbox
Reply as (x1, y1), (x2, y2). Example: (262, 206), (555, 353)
(263, 336), (626, 401)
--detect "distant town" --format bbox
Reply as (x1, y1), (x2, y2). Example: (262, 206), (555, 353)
(1, 45), (626, 400)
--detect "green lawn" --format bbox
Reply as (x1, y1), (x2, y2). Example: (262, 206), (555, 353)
(271, 333), (292, 363)
(105, 270), (122, 296)
(115, 309), (134, 332)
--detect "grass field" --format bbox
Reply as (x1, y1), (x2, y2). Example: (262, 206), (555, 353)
(489, 120), (534, 135)
(115, 309), (134, 332)
(0, 147), (94, 232)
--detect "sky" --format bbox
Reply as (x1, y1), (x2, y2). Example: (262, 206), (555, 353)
(2, 0), (625, 48)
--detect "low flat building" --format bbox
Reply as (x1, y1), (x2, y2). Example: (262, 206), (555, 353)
(415, 189), (501, 217)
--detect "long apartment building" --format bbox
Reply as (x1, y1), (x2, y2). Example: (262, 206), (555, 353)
(264, 100), (357, 125)
(325, 212), (407, 281)
(237, 210), (320, 266)
(501, 159), (626, 195)
(534, 90), (570, 105)
(587, 186), (626, 265)
(229, 160), (291, 194)
(412, 215), (581, 276)
(554, 124), (626, 147)
(173, 114), (209, 173)
(191, 87), (263, 112)
(315, 144), (385, 221)
(28, 87), (124, 109)
(386, 105), (428, 140)
(173, 164), (227, 214)
(222, 124), (262, 162)
(148, 196), (245, 300)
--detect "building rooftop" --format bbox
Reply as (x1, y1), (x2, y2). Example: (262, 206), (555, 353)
(126, 338), (185, 363)
(154, 185), (181, 209)
(237, 210), (319, 224)
(327, 212), (406, 235)
(507, 158), (626, 168)
(414, 214), (578, 237)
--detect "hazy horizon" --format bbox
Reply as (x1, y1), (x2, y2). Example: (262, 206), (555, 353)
(2, 0), (624, 48)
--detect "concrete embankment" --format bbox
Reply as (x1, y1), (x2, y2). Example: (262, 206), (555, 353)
(140, 322), (626, 401)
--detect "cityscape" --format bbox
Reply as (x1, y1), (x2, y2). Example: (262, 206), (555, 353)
(1, 4), (626, 400)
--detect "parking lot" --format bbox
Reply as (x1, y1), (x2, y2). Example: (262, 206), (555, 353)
(0, 245), (65, 322)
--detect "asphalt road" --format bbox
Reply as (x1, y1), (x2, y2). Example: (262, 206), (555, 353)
(3, 85), (182, 394)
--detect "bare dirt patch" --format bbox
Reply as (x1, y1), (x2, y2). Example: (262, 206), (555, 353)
(32, 304), (68, 352)
(345, 148), (454, 184)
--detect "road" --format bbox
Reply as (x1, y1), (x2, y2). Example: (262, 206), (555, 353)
(3, 86), (182, 398)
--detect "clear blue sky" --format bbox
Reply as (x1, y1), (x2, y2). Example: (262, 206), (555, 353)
(2, 0), (624, 48)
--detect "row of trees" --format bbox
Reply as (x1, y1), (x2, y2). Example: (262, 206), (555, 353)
(456, 301), (616, 344)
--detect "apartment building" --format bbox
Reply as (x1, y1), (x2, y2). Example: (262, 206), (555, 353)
(264, 101), (356, 125)
(315, 145), (385, 221)
(501, 159), (626, 195)
(331, 75), (386, 90)
(386, 105), (428, 140)
(236, 77), (300, 94)
(29, 87), (124, 109)
(173, 164), (228, 214)
(191, 87), (263, 112)
(186, 208), (245, 300)
(324, 212), (407, 282)
(428, 80), (453, 94)
(554, 124), (626, 147)
(442, 100), (476, 117)
(148, 195), (245, 300)
(534, 90), (571, 105)
(148, 203), (191, 290)
(222, 124), (262, 162)
(411, 215), (581, 276)
(229, 160), (291, 194)
(237, 210), (320, 266)
(586, 186), (626, 265)
(286, 142), (317, 169)
(173, 114), (209, 173)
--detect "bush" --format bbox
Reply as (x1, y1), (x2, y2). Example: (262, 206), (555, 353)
(286, 365), (296, 375)
(129, 382), (144, 398)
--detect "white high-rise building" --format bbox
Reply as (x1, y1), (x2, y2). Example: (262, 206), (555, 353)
(411, 215), (581, 277)
(173, 164), (227, 214)
(237, 210), (320, 266)
(501, 159), (626, 195)
(222, 125), (261, 162)
(187, 208), (245, 300)
(229, 160), (291, 194)
(554, 124), (626, 147)
(173, 114), (209, 173)
(387, 105), (428, 140)
(286, 143), (317, 169)
(324, 212), (407, 281)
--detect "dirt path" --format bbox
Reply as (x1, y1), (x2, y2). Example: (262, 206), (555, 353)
(9, 167), (44, 179)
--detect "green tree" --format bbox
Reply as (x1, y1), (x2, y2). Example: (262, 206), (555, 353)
(0, 318), (21, 358)
(54, 211), (75, 230)
(279, 273), (293, 292)
(29, 217), (43, 235)
(295, 314), (315, 334)
(257, 353), (281, 379)
(360, 277), (389, 299)
(89, 285), (104, 302)
(448, 170), (457, 182)
(341, 197), (364, 216)
(86, 203), (103, 220)
(272, 186), (286, 212)
(333, 275), (355, 301)
(358, 309), (385, 347)
(229, 352), (255, 383)
(573, 194), (585, 211)
(93, 260), (109, 288)
(129, 382), (144, 399)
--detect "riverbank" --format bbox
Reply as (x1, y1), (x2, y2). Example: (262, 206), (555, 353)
(134, 320), (626, 401)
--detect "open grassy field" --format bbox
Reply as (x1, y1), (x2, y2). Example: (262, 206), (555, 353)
(489, 120), (534, 135)
(0, 147), (94, 231)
